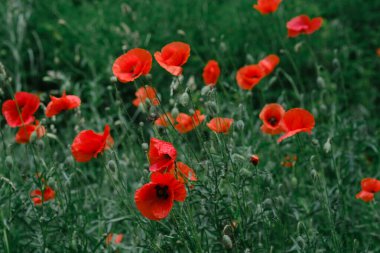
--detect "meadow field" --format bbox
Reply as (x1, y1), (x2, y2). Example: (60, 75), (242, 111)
(1, 0), (380, 252)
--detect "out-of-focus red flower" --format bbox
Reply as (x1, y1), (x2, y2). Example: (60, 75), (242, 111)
(202, 60), (220, 86)
(30, 186), (55, 205)
(207, 117), (234, 133)
(132, 86), (159, 107)
(253, 0), (282, 15)
(45, 91), (81, 117)
(2, 92), (40, 127)
(281, 155), (298, 168)
(250, 154), (260, 166)
(259, 103), (285, 135)
(154, 113), (174, 127)
(277, 108), (315, 143)
(169, 161), (197, 185)
(71, 125), (114, 162)
(287, 15), (323, 38)
(376, 48), (380, 57)
(148, 138), (177, 173)
(258, 54), (280, 76)
(134, 172), (187, 220)
(106, 233), (123, 245)
(175, 110), (205, 134)
(236, 65), (265, 90)
(356, 178), (380, 202)
(112, 48), (152, 83)
(15, 120), (46, 144)
(154, 42), (190, 76)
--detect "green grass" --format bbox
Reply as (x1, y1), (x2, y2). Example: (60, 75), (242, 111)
(1, 0), (380, 252)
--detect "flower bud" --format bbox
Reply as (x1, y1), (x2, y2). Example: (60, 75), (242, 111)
(179, 92), (190, 106)
(222, 235), (233, 249)
(141, 142), (149, 151)
(250, 154), (259, 166)
(107, 160), (117, 173)
(5, 156), (13, 168)
(235, 120), (245, 130)
(171, 107), (179, 118)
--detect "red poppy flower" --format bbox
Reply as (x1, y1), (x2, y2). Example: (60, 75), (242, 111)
(148, 138), (177, 173)
(356, 178), (380, 202)
(169, 161), (197, 184)
(134, 172), (187, 221)
(253, 0), (282, 15)
(2, 92), (40, 127)
(15, 120), (46, 144)
(112, 48), (152, 83)
(377, 48), (380, 57)
(258, 54), (280, 76)
(174, 110), (205, 134)
(132, 85), (160, 107)
(202, 60), (221, 86)
(45, 91), (81, 117)
(207, 117), (234, 133)
(277, 108), (315, 143)
(154, 113), (174, 127)
(236, 65), (265, 90)
(154, 42), (190, 76)
(287, 15), (323, 38)
(281, 155), (298, 168)
(71, 125), (114, 162)
(250, 154), (260, 166)
(106, 233), (123, 245)
(30, 186), (55, 205)
(259, 103), (286, 135)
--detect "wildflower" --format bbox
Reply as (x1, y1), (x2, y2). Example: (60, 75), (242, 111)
(15, 120), (46, 144)
(250, 154), (259, 165)
(71, 125), (114, 162)
(45, 91), (81, 117)
(236, 65), (265, 90)
(202, 60), (220, 86)
(356, 178), (380, 202)
(2, 92), (40, 127)
(112, 48), (152, 83)
(377, 48), (380, 57)
(277, 108), (315, 143)
(132, 85), (159, 107)
(148, 138), (177, 173)
(259, 103), (285, 135)
(154, 42), (190, 76)
(281, 155), (298, 168)
(106, 233), (123, 245)
(258, 54), (280, 76)
(207, 117), (234, 133)
(30, 186), (55, 205)
(175, 110), (205, 134)
(253, 0), (282, 15)
(134, 173), (187, 220)
(154, 112), (174, 127)
(287, 15), (323, 38)
(169, 161), (197, 184)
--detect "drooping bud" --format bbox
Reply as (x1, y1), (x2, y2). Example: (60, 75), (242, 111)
(250, 154), (259, 166)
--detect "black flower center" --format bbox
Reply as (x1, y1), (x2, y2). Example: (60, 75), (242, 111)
(268, 117), (278, 126)
(155, 185), (169, 199)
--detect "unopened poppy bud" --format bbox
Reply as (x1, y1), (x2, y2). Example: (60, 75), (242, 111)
(179, 92), (190, 106)
(188, 108), (195, 115)
(139, 122), (144, 127)
(107, 160), (117, 173)
(171, 107), (179, 118)
(5, 156), (13, 168)
(141, 142), (149, 150)
(317, 76), (325, 87)
(223, 225), (233, 236)
(250, 154), (259, 166)
(291, 177), (298, 187)
(323, 137), (332, 153)
(236, 120), (245, 130)
(311, 138), (319, 146)
(186, 76), (197, 91)
(169, 98), (175, 105)
(246, 54), (254, 63)
(244, 249), (252, 253)
(332, 58), (340, 69)
(64, 156), (74, 168)
(310, 169), (318, 179)
(201, 85), (211, 96)
(222, 235), (233, 249)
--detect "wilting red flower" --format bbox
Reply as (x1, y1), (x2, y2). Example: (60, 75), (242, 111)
(259, 103), (286, 135)
(134, 172), (187, 221)
(154, 112), (174, 127)
(132, 85), (159, 107)
(207, 117), (234, 133)
(15, 120), (46, 144)
(149, 138), (177, 173)
(45, 91), (81, 117)
(154, 42), (190, 76)
(258, 54), (280, 76)
(356, 178), (380, 202)
(112, 48), (152, 83)
(106, 233), (123, 245)
(287, 15), (323, 38)
(253, 0), (282, 15)
(169, 161), (197, 184)
(277, 108), (315, 143)
(236, 65), (265, 90)
(2, 92), (40, 127)
(175, 110), (205, 134)
(250, 154), (259, 166)
(30, 186), (55, 205)
(281, 155), (298, 168)
(202, 60), (220, 86)
(71, 125), (114, 162)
